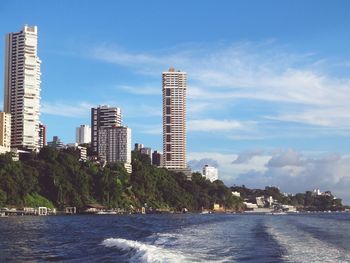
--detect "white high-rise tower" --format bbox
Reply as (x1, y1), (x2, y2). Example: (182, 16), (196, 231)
(162, 67), (187, 170)
(4, 25), (41, 151)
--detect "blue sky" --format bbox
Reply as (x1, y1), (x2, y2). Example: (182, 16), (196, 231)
(2, 1), (350, 202)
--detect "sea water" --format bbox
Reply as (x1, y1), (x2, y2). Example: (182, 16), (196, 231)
(0, 213), (349, 262)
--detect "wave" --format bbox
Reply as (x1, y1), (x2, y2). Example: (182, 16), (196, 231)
(102, 238), (190, 263)
(266, 222), (350, 263)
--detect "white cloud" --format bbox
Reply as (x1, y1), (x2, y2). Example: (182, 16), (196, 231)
(118, 85), (161, 95)
(187, 119), (248, 132)
(91, 41), (350, 131)
(41, 101), (93, 117)
(189, 149), (350, 204)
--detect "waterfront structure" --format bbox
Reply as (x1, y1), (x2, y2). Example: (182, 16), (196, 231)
(152, 150), (163, 167)
(38, 122), (46, 148)
(162, 67), (187, 170)
(91, 105), (122, 154)
(98, 126), (132, 173)
(202, 165), (218, 182)
(76, 124), (91, 144)
(47, 136), (65, 149)
(0, 112), (11, 154)
(4, 25), (41, 151)
(134, 143), (144, 151)
(140, 147), (152, 161)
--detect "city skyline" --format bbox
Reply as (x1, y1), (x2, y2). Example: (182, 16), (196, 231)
(1, 1), (350, 202)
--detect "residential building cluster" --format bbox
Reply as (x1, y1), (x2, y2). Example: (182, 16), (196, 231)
(0, 26), (190, 176)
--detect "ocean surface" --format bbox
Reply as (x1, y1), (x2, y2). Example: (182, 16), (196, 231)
(0, 213), (350, 262)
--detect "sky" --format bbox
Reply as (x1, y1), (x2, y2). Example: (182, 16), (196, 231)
(1, 0), (350, 203)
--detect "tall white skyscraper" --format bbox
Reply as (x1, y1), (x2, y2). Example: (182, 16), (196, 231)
(76, 124), (91, 144)
(162, 67), (187, 170)
(4, 25), (41, 151)
(91, 105), (122, 154)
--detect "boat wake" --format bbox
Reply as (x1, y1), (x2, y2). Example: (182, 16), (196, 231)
(266, 222), (350, 263)
(101, 237), (190, 263)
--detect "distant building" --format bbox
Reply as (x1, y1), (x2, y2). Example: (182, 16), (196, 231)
(140, 147), (152, 161)
(47, 136), (65, 149)
(38, 122), (46, 148)
(98, 126), (131, 173)
(91, 105), (122, 154)
(0, 112), (11, 154)
(313, 189), (322, 196)
(134, 143), (144, 151)
(232, 191), (241, 197)
(152, 150), (163, 167)
(67, 143), (87, 161)
(162, 67), (187, 170)
(4, 25), (41, 151)
(202, 165), (218, 182)
(76, 124), (91, 144)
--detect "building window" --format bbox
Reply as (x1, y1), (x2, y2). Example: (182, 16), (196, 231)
(166, 98), (171, 105)
(166, 135), (171, 142)
(166, 125), (171, 133)
(166, 116), (171, 124)
(167, 153), (171, 161)
(166, 107), (171, 114)
(166, 88), (171, 96)
(166, 144), (171, 151)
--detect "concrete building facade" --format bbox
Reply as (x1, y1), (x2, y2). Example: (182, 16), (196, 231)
(0, 112), (11, 154)
(4, 25), (41, 151)
(162, 67), (187, 170)
(91, 105), (121, 154)
(76, 124), (91, 144)
(38, 122), (46, 148)
(48, 136), (65, 149)
(152, 150), (163, 167)
(98, 126), (131, 173)
(202, 165), (218, 182)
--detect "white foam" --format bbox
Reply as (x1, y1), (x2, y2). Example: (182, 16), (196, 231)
(102, 238), (192, 263)
(267, 222), (350, 263)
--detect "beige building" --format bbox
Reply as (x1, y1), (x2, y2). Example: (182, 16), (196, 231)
(4, 25), (41, 151)
(162, 67), (187, 170)
(0, 112), (11, 154)
(98, 126), (132, 173)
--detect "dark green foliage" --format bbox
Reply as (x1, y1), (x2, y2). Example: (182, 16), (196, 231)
(0, 148), (244, 212)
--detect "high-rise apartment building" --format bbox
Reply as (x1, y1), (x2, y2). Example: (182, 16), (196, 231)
(98, 126), (132, 173)
(162, 67), (187, 170)
(76, 124), (91, 144)
(39, 122), (46, 148)
(91, 105), (122, 154)
(0, 112), (11, 154)
(4, 25), (41, 151)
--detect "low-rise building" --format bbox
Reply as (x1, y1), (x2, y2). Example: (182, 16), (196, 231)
(152, 150), (163, 166)
(48, 136), (65, 149)
(140, 147), (152, 161)
(67, 143), (87, 161)
(202, 165), (218, 182)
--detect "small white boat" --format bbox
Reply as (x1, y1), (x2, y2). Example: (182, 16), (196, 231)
(96, 211), (117, 215)
(266, 211), (287, 215)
